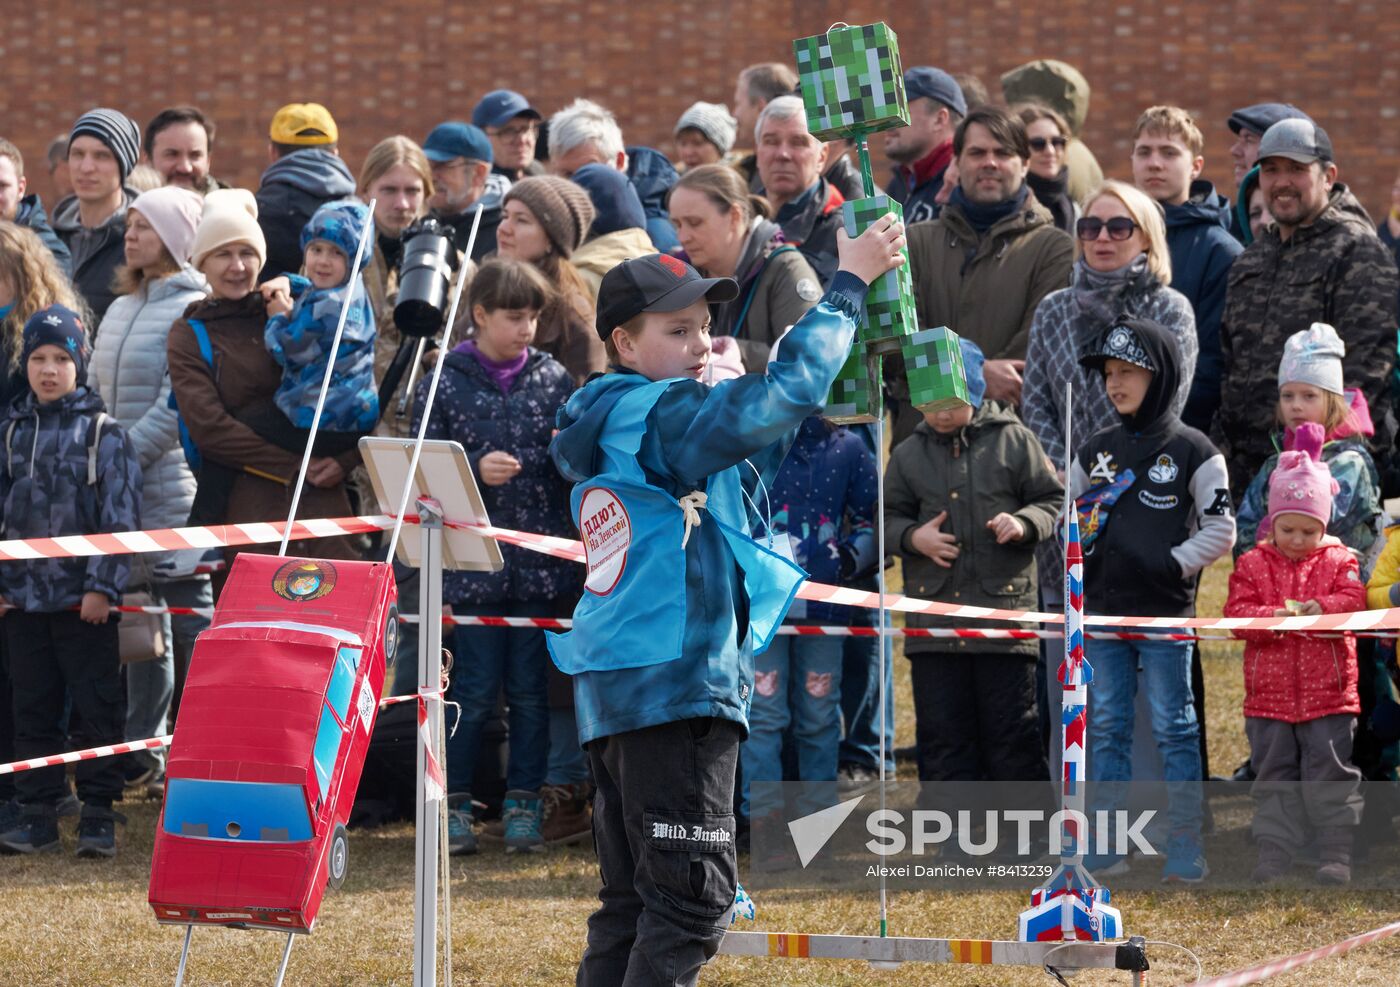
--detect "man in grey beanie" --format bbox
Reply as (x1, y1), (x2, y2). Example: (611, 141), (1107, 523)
(51, 108), (142, 320)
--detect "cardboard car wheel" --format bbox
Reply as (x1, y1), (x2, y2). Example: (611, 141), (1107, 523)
(329, 824), (349, 889)
(384, 605), (400, 664)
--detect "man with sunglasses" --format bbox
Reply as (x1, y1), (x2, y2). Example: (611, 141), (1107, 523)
(899, 106), (1072, 443)
(1131, 106), (1242, 433)
(1218, 119), (1398, 495)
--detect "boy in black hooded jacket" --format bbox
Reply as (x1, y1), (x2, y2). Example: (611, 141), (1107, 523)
(1066, 314), (1235, 883)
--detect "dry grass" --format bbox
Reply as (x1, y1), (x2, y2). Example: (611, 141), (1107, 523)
(3, 560), (1398, 985)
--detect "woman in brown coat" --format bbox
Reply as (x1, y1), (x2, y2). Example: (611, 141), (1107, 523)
(167, 188), (360, 587)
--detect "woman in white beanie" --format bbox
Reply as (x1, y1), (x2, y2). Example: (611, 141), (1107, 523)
(672, 101), (737, 171)
(90, 185), (211, 792)
(169, 189), (360, 588)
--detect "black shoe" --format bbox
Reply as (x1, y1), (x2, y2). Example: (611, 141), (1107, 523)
(0, 799), (20, 834)
(75, 805), (122, 859)
(0, 805), (60, 854)
(56, 792), (81, 818)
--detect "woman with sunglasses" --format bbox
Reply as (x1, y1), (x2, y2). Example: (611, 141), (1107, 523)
(1015, 104), (1076, 235)
(1022, 179), (1196, 475)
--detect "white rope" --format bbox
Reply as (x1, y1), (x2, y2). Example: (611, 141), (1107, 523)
(385, 204), (484, 563)
(279, 198), (378, 556)
(678, 490), (708, 548)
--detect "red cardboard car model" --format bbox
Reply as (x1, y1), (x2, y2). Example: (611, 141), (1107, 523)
(148, 554), (399, 934)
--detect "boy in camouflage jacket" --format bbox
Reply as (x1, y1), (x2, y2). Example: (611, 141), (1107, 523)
(0, 305), (142, 858)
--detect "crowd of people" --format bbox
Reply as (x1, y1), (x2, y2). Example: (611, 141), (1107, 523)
(0, 57), (1398, 966)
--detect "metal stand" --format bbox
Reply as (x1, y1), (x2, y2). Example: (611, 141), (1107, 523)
(173, 926), (193, 987)
(414, 496), (445, 987)
(274, 933), (296, 987)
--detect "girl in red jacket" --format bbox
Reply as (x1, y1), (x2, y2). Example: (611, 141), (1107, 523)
(1224, 425), (1366, 885)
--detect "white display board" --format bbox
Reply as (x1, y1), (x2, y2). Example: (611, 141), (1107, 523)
(358, 437), (505, 573)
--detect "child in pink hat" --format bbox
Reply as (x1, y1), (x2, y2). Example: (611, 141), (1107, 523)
(1224, 422), (1366, 885)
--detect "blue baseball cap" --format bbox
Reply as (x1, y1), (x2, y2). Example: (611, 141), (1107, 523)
(904, 67), (967, 118)
(471, 89), (541, 131)
(422, 121), (493, 164)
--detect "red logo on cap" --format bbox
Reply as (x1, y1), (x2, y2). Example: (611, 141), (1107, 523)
(658, 255), (687, 279)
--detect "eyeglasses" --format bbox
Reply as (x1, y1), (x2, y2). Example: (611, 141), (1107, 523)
(490, 125), (537, 142)
(1028, 136), (1068, 153)
(1076, 216), (1139, 241)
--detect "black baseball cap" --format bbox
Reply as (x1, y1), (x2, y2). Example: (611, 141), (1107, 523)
(596, 254), (738, 339)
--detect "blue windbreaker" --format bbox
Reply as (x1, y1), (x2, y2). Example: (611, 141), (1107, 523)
(548, 272), (868, 744)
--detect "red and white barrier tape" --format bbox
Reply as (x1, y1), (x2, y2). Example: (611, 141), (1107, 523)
(1192, 918), (1400, 987)
(18, 606), (1395, 641)
(0, 735), (173, 776)
(0, 691), (444, 776)
(3, 513), (1399, 633)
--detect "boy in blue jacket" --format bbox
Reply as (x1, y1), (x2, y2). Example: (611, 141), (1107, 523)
(548, 219), (907, 986)
(0, 306), (141, 858)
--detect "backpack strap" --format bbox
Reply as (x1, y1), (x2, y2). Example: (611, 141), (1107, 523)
(86, 412), (111, 486)
(4, 419), (15, 477)
(188, 318), (214, 367)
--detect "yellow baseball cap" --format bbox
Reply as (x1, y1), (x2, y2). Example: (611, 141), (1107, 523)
(269, 103), (338, 145)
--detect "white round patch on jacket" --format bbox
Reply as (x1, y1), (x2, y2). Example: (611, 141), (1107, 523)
(796, 278), (821, 302)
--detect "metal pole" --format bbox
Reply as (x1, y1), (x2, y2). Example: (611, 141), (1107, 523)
(273, 933), (295, 987)
(414, 496), (445, 987)
(279, 198), (378, 556)
(868, 349), (888, 939)
(173, 925), (193, 987)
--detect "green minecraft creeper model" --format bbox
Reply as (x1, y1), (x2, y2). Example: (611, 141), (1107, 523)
(794, 22), (970, 422)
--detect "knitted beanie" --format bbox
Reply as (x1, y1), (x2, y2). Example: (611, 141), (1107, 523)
(300, 199), (373, 273)
(69, 108), (142, 181)
(504, 176), (596, 257)
(1264, 422), (1337, 533)
(191, 189), (267, 273)
(130, 186), (205, 265)
(23, 304), (90, 385)
(1278, 322), (1345, 395)
(675, 102), (738, 155)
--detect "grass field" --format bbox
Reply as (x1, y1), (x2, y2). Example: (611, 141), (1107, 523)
(2, 561), (1398, 985)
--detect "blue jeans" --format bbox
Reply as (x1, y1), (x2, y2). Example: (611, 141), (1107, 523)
(741, 635), (843, 818)
(547, 705), (589, 786)
(446, 600), (551, 796)
(129, 577), (212, 772)
(838, 620), (894, 772)
(1086, 636), (1202, 847)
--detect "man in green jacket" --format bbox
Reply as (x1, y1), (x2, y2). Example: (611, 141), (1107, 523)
(900, 107), (1073, 444)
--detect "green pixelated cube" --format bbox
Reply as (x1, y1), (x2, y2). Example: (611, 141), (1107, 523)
(825, 347), (881, 424)
(794, 22), (909, 141)
(905, 326), (971, 413)
(842, 195), (918, 345)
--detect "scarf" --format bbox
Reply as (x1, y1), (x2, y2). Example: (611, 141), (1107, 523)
(1071, 254), (1157, 335)
(1025, 168), (1073, 231)
(948, 183), (1028, 234)
(455, 338), (529, 394)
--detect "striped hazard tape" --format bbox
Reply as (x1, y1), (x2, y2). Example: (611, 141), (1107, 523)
(0, 513), (1396, 633)
(34, 606), (1400, 641)
(1193, 918), (1400, 987)
(0, 691), (443, 776)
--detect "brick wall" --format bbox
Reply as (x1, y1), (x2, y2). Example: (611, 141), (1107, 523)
(3, 1), (1397, 220)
